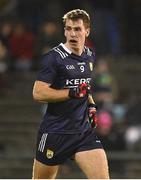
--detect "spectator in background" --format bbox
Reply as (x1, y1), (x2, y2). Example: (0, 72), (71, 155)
(96, 109), (126, 151)
(0, 21), (12, 95)
(91, 58), (118, 110)
(0, 20), (13, 49)
(0, 40), (8, 73)
(36, 21), (61, 57)
(93, 0), (121, 56)
(34, 21), (62, 70)
(95, 106), (126, 177)
(91, 58), (126, 151)
(0, 0), (18, 18)
(124, 96), (141, 151)
(0, 40), (9, 96)
(126, 0), (141, 54)
(9, 22), (35, 71)
(85, 36), (95, 51)
(0, 20), (13, 69)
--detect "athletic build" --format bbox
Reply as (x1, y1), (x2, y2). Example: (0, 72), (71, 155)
(32, 9), (109, 179)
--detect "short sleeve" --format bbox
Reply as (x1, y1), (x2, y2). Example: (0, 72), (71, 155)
(36, 53), (58, 84)
(91, 48), (96, 64)
(93, 50), (96, 63)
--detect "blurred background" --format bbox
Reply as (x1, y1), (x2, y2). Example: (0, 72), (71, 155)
(0, 0), (141, 178)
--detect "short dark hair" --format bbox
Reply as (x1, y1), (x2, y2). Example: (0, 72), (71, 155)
(63, 9), (90, 28)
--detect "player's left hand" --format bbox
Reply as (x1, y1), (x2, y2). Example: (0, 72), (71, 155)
(88, 103), (98, 128)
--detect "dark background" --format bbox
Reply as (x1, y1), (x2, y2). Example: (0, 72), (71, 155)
(0, 0), (141, 178)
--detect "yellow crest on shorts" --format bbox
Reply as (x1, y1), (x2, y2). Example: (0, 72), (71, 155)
(89, 62), (93, 71)
(46, 149), (54, 159)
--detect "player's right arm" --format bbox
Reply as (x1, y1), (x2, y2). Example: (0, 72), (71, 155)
(33, 80), (70, 103)
(33, 51), (89, 103)
(33, 81), (89, 103)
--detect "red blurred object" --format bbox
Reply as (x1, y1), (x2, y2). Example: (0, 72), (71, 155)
(9, 23), (35, 60)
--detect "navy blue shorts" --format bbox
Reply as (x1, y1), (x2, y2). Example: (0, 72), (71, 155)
(35, 129), (103, 165)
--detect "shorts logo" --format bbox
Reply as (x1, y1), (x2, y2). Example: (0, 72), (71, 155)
(46, 149), (54, 159)
(89, 62), (93, 71)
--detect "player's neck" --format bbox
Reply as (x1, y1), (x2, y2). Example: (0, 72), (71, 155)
(64, 43), (84, 56)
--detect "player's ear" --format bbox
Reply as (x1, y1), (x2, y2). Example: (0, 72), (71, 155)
(64, 28), (67, 37)
(86, 28), (90, 37)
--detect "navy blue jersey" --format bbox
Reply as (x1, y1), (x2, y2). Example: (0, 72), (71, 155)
(37, 43), (95, 134)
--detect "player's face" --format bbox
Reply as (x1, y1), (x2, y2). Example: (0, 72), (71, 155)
(64, 19), (90, 52)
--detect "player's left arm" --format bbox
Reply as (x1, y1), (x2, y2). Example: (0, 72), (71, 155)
(88, 94), (97, 117)
(88, 93), (95, 104)
(88, 94), (98, 128)
(87, 48), (97, 127)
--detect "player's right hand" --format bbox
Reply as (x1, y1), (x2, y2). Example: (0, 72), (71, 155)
(68, 83), (90, 98)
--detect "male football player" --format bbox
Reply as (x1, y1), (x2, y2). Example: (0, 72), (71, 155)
(32, 9), (109, 179)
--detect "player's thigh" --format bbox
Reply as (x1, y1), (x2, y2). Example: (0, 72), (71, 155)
(32, 159), (59, 179)
(75, 148), (109, 179)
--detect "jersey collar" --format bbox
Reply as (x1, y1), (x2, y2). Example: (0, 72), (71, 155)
(60, 43), (89, 61)
(60, 43), (87, 56)
(60, 43), (72, 54)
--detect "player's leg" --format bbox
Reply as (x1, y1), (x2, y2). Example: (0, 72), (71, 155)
(33, 132), (78, 179)
(75, 148), (109, 179)
(32, 159), (59, 179)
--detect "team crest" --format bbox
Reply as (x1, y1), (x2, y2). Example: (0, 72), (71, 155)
(46, 149), (54, 159)
(89, 62), (93, 71)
